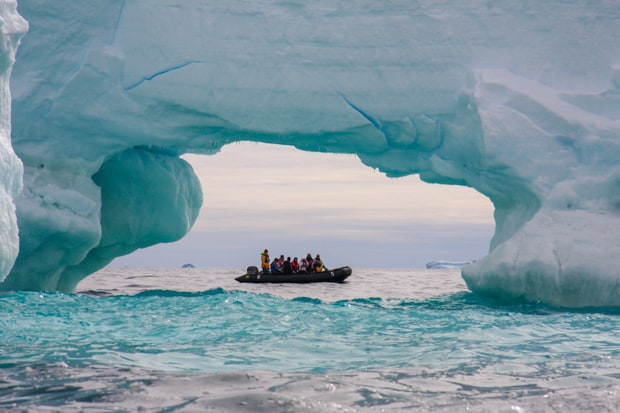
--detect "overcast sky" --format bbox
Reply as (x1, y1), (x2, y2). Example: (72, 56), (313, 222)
(110, 142), (495, 269)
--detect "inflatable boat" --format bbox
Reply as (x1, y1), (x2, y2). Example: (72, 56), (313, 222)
(235, 266), (352, 283)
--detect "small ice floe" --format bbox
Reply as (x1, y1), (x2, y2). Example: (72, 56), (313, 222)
(426, 260), (475, 269)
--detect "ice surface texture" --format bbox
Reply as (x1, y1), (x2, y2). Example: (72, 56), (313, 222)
(0, 1), (26, 281)
(1, 1), (619, 306)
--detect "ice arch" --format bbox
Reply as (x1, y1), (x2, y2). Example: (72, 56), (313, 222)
(1, 0), (619, 307)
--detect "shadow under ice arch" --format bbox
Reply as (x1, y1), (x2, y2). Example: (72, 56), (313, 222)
(2, 1), (620, 307)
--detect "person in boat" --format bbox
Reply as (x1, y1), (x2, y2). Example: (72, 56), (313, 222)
(299, 258), (309, 273)
(283, 257), (293, 274)
(291, 257), (300, 273)
(270, 258), (282, 274)
(305, 253), (314, 270)
(313, 254), (325, 273)
(260, 249), (270, 274)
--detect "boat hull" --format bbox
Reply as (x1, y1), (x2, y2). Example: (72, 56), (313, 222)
(235, 266), (352, 283)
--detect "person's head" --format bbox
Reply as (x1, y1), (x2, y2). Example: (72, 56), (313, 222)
(316, 254), (321, 259)
(287, 257), (291, 261)
(293, 257), (298, 262)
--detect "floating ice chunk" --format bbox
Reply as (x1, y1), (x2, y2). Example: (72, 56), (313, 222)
(426, 261), (475, 269)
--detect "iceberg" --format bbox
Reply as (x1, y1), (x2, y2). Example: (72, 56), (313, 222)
(426, 261), (474, 270)
(0, 0), (618, 306)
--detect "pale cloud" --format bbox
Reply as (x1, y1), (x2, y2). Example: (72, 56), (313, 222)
(184, 142), (494, 236)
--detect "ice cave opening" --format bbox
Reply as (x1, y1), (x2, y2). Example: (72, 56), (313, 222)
(109, 142), (496, 270)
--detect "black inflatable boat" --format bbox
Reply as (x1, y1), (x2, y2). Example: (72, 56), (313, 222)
(235, 266), (352, 283)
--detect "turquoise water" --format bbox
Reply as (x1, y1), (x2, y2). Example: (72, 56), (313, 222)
(1, 268), (620, 412)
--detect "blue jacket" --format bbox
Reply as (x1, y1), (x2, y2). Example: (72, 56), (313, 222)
(270, 261), (281, 274)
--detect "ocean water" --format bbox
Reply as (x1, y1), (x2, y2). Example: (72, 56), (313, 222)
(1, 268), (620, 412)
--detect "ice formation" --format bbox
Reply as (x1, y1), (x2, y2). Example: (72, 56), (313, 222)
(426, 261), (474, 270)
(0, 1), (26, 280)
(0, 1), (618, 306)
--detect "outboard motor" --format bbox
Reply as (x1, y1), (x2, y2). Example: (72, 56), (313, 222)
(246, 266), (259, 275)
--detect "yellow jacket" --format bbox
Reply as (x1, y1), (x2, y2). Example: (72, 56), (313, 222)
(261, 253), (270, 269)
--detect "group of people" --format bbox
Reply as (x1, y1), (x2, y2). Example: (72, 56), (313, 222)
(260, 249), (326, 274)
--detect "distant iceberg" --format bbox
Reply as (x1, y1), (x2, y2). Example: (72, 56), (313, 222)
(426, 261), (475, 269)
(181, 263), (196, 268)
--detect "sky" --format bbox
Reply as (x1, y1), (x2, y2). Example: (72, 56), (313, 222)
(110, 142), (495, 269)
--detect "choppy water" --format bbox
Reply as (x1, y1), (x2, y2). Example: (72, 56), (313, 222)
(1, 267), (620, 412)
